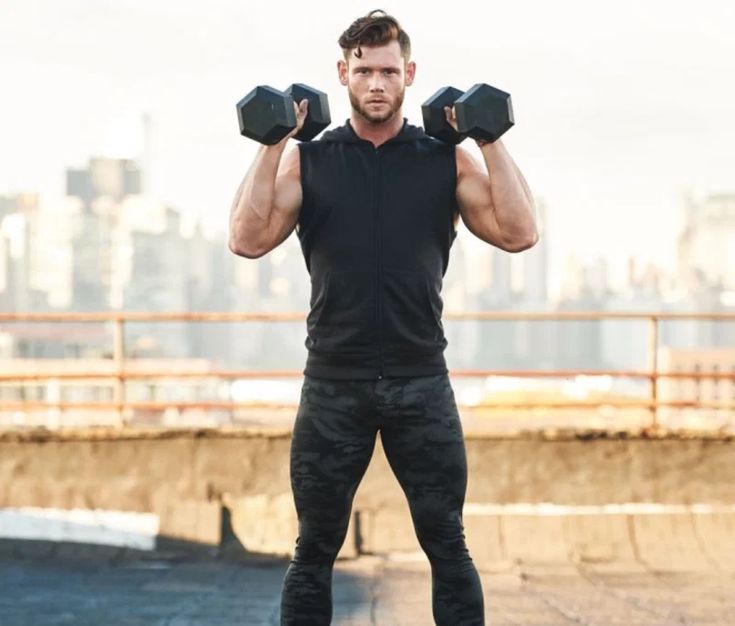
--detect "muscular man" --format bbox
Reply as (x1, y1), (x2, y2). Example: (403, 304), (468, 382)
(229, 10), (538, 625)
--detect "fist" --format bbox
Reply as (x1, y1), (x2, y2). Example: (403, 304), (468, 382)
(443, 105), (459, 132)
(286, 99), (309, 140)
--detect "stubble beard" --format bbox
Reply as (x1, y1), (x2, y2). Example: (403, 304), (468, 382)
(349, 86), (405, 125)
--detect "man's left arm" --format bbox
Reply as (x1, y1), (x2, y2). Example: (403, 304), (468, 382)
(454, 139), (539, 252)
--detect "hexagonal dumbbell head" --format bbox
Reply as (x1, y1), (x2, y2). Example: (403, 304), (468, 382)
(421, 86), (467, 145)
(236, 85), (297, 145)
(454, 83), (514, 144)
(284, 84), (331, 141)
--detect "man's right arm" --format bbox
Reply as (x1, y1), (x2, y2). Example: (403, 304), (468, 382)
(228, 103), (306, 259)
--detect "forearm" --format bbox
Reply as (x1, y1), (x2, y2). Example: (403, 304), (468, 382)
(229, 141), (288, 254)
(478, 139), (538, 244)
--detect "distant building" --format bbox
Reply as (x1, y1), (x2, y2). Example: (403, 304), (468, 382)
(66, 158), (141, 311)
(0, 193), (38, 218)
(678, 192), (735, 291)
(229, 234), (310, 370)
(66, 157), (141, 206)
(70, 201), (112, 310)
(123, 206), (188, 358)
(0, 194), (47, 312)
(521, 199), (548, 304)
(187, 228), (238, 366)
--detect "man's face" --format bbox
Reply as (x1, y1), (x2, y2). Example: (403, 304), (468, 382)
(338, 41), (416, 125)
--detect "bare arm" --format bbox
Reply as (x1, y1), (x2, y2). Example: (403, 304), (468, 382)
(455, 140), (538, 253)
(228, 102), (306, 259)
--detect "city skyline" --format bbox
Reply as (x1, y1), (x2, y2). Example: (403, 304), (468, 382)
(1, 0), (734, 297)
(1, 152), (733, 309)
(1, 152), (733, 386)
(3, 153), (734, 307)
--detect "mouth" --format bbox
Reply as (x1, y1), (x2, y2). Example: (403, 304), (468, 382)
(367, 99), (387, 104)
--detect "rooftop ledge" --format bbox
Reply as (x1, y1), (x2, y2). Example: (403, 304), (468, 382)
(1, 424), (733, 443)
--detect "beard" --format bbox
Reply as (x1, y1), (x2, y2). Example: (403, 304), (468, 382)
(348, 86), (404, 124)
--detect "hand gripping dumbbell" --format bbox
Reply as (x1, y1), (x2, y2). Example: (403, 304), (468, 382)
(421, 83), (514, 145)
(236, 83), (331, 145)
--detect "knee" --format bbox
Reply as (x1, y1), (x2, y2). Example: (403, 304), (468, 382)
(411, 509), (470, 558)
(293, 515), (351, 563)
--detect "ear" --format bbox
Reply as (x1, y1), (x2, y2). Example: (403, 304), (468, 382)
(405, 61), (416, 87)
(337, 59), (348, 86)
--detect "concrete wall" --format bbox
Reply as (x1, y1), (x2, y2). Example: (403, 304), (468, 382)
(2, 427), (734, 560)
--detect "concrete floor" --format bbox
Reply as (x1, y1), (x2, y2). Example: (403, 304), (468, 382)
(1, 539), (734, 625)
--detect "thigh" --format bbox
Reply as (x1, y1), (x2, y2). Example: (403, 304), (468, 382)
(290, 376), (378, 517)
(379, 374), (468, 512)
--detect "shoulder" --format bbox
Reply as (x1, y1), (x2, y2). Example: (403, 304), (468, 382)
(413, 134), (457, 166)
(291, 127), (350, 154)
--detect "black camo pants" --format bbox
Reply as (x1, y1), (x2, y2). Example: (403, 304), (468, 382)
(280, 373), (485, 625)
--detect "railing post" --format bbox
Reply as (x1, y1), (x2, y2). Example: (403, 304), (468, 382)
(648, 315), (659, 429)
(48, 377), (61, 429)
(113, 316), (126, 426)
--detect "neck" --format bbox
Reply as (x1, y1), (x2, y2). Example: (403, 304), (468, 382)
(349, 110), (405, 147)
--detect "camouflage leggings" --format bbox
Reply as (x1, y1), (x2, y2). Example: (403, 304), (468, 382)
(280, 373), (485, 625)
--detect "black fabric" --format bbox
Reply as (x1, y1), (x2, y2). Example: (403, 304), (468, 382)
(297, 118), (458, 380)
(280, 374), (485, 625)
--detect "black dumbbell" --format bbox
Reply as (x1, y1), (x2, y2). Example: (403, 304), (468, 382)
(422, 83), (514, 145)
(236, 83), (331, 145)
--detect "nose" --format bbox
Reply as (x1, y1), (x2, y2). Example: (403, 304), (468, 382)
(368, 75), (386, 93)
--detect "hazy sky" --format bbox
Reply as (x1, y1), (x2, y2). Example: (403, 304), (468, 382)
(1, 0), (734, 287)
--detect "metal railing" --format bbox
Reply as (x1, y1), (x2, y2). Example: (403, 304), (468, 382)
(1, 310), (734, 428)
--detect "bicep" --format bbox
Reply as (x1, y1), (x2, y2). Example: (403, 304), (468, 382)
(455, 147), (504, 247)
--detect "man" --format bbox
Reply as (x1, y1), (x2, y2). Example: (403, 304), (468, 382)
(229, 10), (537, 625)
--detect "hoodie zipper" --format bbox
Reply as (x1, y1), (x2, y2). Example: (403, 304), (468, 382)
(373, 146), (384, 380)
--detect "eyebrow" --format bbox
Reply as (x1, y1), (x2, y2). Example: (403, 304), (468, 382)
(351, 65), (401, 72)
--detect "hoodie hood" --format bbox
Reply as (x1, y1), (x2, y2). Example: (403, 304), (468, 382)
(319, 118), (429, 144)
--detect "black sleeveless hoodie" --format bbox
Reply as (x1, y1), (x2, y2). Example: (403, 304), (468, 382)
(296, 118), (458, 380)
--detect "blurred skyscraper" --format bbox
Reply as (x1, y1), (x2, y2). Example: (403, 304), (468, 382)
(521, 199), (548, 304)
(67, 157), (142, 311)
(678, 192), (735, 291)
(123, 205), (188, 358)
(0, 194), (45, 312)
